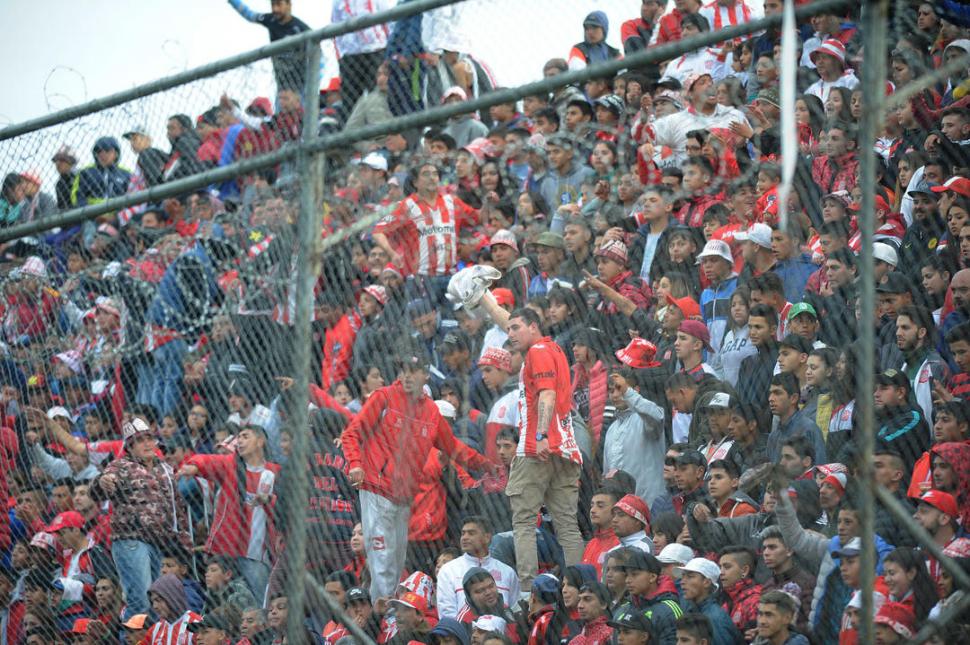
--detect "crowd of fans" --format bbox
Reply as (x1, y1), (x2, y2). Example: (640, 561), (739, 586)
(6, 0), (970, 643)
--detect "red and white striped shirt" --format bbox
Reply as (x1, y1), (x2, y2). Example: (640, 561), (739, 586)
(148, 611), (202, 645)
(700, 0), (761, 42)
(375, 193), (478, 277)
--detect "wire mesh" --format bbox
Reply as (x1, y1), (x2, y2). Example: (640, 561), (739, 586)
(5, 1), (970, 644)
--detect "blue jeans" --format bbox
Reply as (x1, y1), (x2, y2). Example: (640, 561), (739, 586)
(150, 339), (187, 417)
(112, 539), (162, 619)
(237, 557), (270, 607)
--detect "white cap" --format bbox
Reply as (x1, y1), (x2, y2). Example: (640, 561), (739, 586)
(657, 543), (694, 566)
(472, 615), (508, 634)
(873, 242), (898, 267)
(441, 85), (468, 103)
(675, 557), (721, 587)
(358, 152), (388, 172)
(121, 418), (152, 442)
(734, 223), (772, 249)
(21, 256), (47, 279)
(696, 239), (733, 264)
(46, 406), (71, 421)
(435, 399), (457, 420)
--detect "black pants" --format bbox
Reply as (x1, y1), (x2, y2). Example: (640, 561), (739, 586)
(339, 50), (386, 113)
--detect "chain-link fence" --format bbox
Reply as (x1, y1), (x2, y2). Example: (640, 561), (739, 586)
(4, 0), (970, 644)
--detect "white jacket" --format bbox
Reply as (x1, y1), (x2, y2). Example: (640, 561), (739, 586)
(436, 552), (520, 620)
(649, 105), (750, 168)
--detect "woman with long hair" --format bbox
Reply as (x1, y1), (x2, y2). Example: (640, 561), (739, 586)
(882, 547), (939, 622)
(803, 347), (839, 437)
(0, 173), (25, 226)
(892, 150), (928, 211)
(546, 285), (588, 363)
(824, 87), (855, 123)
(561, 564), (598, 640)
(795, 95), (826, 156)
(711, 287), (758, 388)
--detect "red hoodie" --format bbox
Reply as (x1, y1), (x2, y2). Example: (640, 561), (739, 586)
(582, 528), (619, 579)
(341, 381), (489, 503)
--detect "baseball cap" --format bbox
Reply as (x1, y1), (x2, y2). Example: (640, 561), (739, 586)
(608, 605), (654, 632)
(875, 368), (910, 390)
(912, 489), (959, 517)
(441, 86), (468, 103)
(876, 272), (909, 294)
(489, 229), (519, 253)
(357, 152), (388, 172)
(909, 179), (941, 198)
(122, 126), (148, 139)
(46, 511), (85, 533)
(823, 190), (852, 207)
(657, 543), (694, 566)
(787, 302), (818, 321)
(932, 176), (970, 198)
(362, 285), (387, 306)
(677, 319), (711, 351)
(872, 242), (899, 267)
(615, 337), (662, 369)
(123, 615), (152, 630)
(703, 392), (736, 410)
(534, 231), (565, 249)
(613, 494), (651, 528)
(347, 587), (371, 604)
(665, 293), (701, 319)
(653, 89), (684, 108)
(47, 406), (71, 421)
(873, 602), (916, 639)
(390, 591), (428, 613)
(441, 330), (471, 353)
(532, 573), (562, 596)
(676, 558), (721, 587)
(675, 449), (707, 468)
(122, 418), (153, 442)
(696, 239), (733, 264)
(779, 333), (813, 355)
(471, 615), (508, 634)
(734, 223), (772, 249)
(71, 618), (95, 634)
(755, 87), (780, 108)
(833, 536), (863, 558)
(29, 531), (57, 552)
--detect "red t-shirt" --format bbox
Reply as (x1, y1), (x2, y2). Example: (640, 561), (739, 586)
(517, 338), (582, 464)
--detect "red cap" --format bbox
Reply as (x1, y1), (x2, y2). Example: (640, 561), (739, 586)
(678, 319), (711, 351)
(381, 263), (403, 278)
(247, 97), (274, 117)
(390, 591), (428, 613)
(478, 347), (512, 372)
(931, 176), (970, 198)
(913, 489), (959, 517)
(615, 338), (662, 369)
(489, 229), (519, 253)
(46, 510), (85, 533)
(665, 293), (701, 319)
(821, 473), (847, 495)
(362, 285), (387, 306)
(873, 602), (915, 639)
(71, 618), (94, 634)
(614, 494), (651, 530)
(491, 288), (515, 308)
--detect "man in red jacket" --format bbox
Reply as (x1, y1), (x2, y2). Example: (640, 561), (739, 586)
(341, 351), (492, 602)
(178, 425), (280, 602)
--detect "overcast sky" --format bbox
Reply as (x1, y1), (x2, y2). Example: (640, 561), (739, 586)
(0, 0), (630, 185)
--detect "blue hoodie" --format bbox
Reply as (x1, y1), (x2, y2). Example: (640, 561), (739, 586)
(429, 617), (470, 645)
(577, 11), (619, 65)
(71, 136), (131, 207)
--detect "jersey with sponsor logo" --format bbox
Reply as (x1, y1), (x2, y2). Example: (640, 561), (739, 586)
(375, 193), (478, 276)
(516, 337), (582, 464)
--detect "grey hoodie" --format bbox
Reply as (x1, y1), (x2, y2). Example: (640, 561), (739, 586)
(538, 159), (595, 211)
(149, 573), (188, 619)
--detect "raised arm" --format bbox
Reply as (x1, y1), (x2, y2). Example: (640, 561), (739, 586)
(227, 0), (261, 22)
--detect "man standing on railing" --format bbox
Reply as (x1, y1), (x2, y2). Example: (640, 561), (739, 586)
(227, 0), (311, 92)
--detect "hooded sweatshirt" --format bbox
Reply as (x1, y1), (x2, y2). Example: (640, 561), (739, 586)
(147, 573), (202, 644)
(71, 136), (131, 207)
(568, 12), (622, 70)
(437, 554), (520, 620)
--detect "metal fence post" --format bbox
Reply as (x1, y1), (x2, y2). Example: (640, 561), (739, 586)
(285, 37), (323, 645)
(858, 1), (889, 643)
